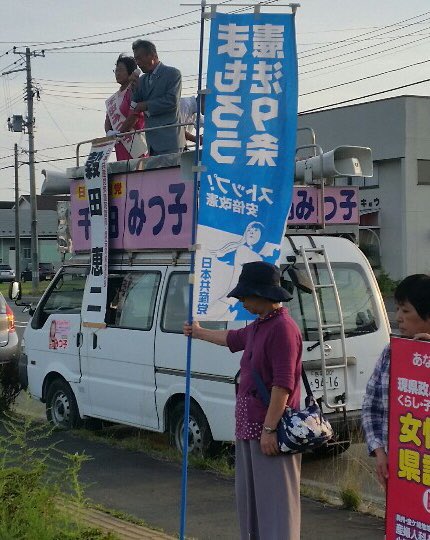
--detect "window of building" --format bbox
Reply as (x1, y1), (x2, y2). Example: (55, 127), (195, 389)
(23, 248), (31, 259)
(417, 160), (430, 185)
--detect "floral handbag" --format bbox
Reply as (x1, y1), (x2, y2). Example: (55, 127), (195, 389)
(252, 367), (334, 454)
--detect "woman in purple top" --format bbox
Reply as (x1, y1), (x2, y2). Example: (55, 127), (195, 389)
(184, 261), (303, 540)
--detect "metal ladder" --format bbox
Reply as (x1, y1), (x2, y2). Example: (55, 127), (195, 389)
(299, 244), (349, 410)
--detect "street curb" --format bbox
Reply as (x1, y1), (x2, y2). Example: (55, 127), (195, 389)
(301, 478), (385, 518)
(60, 501), (176, 540)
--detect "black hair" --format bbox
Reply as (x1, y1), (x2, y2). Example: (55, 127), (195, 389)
(132, 40), (157, 56)
(116, 54), (137, 75)
(394, 274), (430, 320)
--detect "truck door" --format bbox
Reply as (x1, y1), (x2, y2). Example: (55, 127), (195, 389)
(80, 268), (165, 428)
(154, 269), (238, 442)
(288, 261), (384, 411)
(25, 267), (88, 399)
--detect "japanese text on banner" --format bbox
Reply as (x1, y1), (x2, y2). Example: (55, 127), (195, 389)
(386, 337), (430, 540)
(194, 13), (298, 321)
(81, 139), (115, 327)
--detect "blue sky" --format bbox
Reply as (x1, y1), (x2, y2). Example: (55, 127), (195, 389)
(0, 0), (429, 199)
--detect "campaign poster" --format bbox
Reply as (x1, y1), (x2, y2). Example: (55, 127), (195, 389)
(386, 337), (430, 540)
(80, 139), (115, 328)
(194, 12), (298, 320)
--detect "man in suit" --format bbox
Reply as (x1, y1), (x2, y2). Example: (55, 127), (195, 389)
(122, 40), (184, 155)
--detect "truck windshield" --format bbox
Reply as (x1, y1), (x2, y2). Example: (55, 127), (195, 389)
(287, 263), (378, 342)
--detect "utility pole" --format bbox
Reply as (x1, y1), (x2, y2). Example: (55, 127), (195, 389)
(3, 46), (44, 293)
(14, 144), (20, 282)
(25, 47), (39, 292)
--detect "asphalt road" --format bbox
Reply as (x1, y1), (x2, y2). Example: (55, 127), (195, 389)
(1, 422), (384, 540)
(7, 300), (389, 539)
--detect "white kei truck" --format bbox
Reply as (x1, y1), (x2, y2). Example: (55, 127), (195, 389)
(12, 144), (390, 456)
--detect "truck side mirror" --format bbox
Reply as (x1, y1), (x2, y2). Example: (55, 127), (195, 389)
(9, 281), (22, 301)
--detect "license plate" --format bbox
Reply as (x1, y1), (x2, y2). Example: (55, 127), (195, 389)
(308, 369), (343, 392)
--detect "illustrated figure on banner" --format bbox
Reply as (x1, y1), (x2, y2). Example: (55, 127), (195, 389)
(209, 221), (280, 319)
(105, 54), (147, 161)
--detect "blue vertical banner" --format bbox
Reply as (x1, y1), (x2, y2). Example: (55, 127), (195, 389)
(193, 12), (298, 321)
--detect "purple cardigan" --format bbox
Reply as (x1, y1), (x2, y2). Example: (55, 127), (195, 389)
(227, 307), (302, 426)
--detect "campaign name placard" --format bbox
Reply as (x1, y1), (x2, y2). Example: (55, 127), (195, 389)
(288, 186), (359, 225)
(71, 167), (193, 251)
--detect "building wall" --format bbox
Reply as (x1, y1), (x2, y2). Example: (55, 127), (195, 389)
(298, 96), (430, 280)
(377, 159), (405, 279)
(404, 98), (430, 276)
(39, 239), (62, 267)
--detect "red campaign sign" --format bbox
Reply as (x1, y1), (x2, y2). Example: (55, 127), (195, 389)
(386, 337), (430, 540)
(288, 186), (359, 225)
(70, 167), (194, 251)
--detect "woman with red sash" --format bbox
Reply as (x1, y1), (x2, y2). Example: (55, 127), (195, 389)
(105, 55), (148, 161)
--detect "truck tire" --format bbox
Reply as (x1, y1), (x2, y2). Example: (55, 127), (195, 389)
(169, 401), (213, 457)
(46, 379), (82, 430)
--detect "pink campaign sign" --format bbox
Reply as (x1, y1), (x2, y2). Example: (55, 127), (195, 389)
(71, 167), (193, 251)
(288, 186), (359, 225)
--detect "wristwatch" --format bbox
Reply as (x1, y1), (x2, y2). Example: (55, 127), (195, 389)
(263, 426), (277, 434)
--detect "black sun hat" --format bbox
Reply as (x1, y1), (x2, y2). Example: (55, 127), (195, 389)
(227, 261), (292, 302)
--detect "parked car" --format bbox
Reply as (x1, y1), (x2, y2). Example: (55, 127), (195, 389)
(0, 264), (15, 283)
(21, 262), (55, 282)
(0, 292), (18, 365)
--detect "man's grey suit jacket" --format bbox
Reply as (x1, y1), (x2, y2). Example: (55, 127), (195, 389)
(132, 62), (184, 153)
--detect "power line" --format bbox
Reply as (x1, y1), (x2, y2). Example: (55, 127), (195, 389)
(300, 23), (430, 69)
(38, 98), (71, 145)
(301, 31), (430, 76)
(41, 95), (104, 112)
(299, 77), (430, 114)
(40, 0), (279, 52)
(299, 57), (430, 96)
(298, 10), (430, 58)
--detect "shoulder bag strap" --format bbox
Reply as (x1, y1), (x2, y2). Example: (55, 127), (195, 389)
(301, 364), (314, 398)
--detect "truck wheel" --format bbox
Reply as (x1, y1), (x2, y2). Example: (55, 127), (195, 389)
(46, 379), (81, 430)
(169, 401), (213, 457)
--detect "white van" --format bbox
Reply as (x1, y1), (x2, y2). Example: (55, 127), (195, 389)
(16, 232), (389, 455)
(13, 147), (390, 455)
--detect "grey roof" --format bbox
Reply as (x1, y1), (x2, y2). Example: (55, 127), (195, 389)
(19, 194), (69, 210)
(0, 201), (14, 209)
(0, 209), (58, 237)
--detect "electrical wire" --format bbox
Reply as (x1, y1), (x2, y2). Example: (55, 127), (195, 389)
(299, 76), (430, 114)
(299, 23), (430, 69)
(40, 0), (279, 52)
(298, 10), (430, 58)
(38, 98), (71, 144)
(301, 32), (430, 76)
(299, 57), (430, 96)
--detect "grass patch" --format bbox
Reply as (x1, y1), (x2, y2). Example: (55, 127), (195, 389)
(0, 413), (118, 539)
(0, 280), (50, 299)
(0, 362), (21, 413)
(74, 424), (235, 478)
(340, 487), (362, 511)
